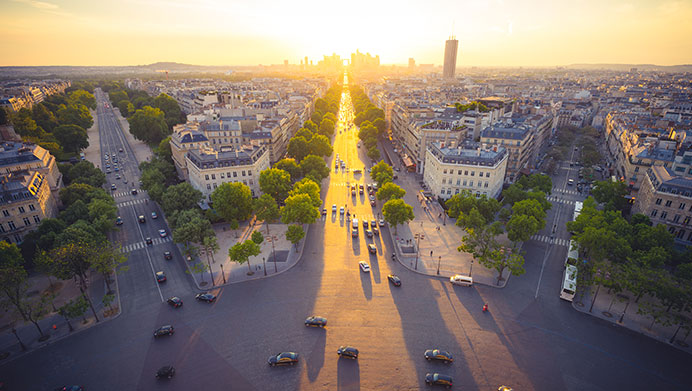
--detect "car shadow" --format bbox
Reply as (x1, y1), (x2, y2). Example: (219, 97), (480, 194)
(359, 269), (372, 300)
(337, 355), (361, 391)
(368, 252), (381, 284)
(304, 326), (327, 382)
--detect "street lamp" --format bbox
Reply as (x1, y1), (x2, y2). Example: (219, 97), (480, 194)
(436, 255), (441, 275)
(414, 233), (424, 270)
(220, 264), (226, 284)
(271, 235), (278, 273)
(263, 257), (267, 276)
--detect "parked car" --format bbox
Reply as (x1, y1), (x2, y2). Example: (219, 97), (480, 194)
(268, 352), (299, 366)
(156, 366), (175, 379)
(195, 293), (216, 302)
(425, 373), (453, 388)
(337, 346), (359, 359)
(387, 274), (401, 286)
(424, 349), (454, 363)
(379, 218), (385, 226)
(154, 325), (174, 338)
(167, 297), (183, 308)
(304, 316), (327, 328)
(359, 261), (370, 272)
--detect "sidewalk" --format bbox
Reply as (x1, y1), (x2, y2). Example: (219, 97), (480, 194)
(184, 220), (308, 289)
(378, 139), (510, 287)
(573, 286), (692, 353)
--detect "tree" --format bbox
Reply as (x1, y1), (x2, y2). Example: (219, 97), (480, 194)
(308, 134), (333, 157)
(314, 98), (329, 113)
(517, 173), (552, 194)
(371, 161), (393, 188)
(259, 168), (292, 203)
(591, 180), (628, 212)
(211, 182), (253, 223)
(311, 111), (323, 125)
(59, 183), (111, 208)
(58, 296), (88, 331)
(251, 230), (264, 246)
(300, 155), (330, 183)
(53, 124), (89, 153)
(172, 209), (214, 246)
(153, 93), (184, 129)
(287, 136), (310, 161)
(140, 166), (167, 203)
(486, 244), (526, 285)
(128, 106), (169, 144)
(303, 120), (318, 133)
(32, 104), (59, 132)
(367, 146), (380, 161)
(382, 199), (414, 234)
(46, 242), (100, 322)
(294, 127), (314, 140)
(290, 178), (322, 208)
(66, 161), (106, 187)
(372, 118), (386, 134)
(319, 118), (335, 137)
(228, 240), (260, 274)
(157, 136), (173, 161)
(161, 183), (203, 216)
(506, 213), (543, 243)
(281, 193), (320, 224)
(90, 243), (127, 294)
(286, 224), (305, 248)
(116, 100), (134, 117)
(376, 182), (406, 201)
(68, 90), (96, 109)
(501, 184), (527, 206)
(87, 198), (119, 234)
(254, 194), (280, 234)
(273, 158), (302, 180)
(57, 104), (93, 129)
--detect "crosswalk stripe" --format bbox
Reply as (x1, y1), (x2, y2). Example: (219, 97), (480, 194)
(120, 237), (172, 253)
(529, 235), (568, 247)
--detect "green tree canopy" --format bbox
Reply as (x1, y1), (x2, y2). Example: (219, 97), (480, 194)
(273, 158), (302, 181)
(65, 161), (105, 187)
(57, 104), (93, 129)
(319, 118), (335, 137)
(290, 178), (322, 208)
(300, 155), (330, 183)
(591, 179), (628, 212)
(303, 120), (318, 133)
(281, 193), (320, 224)
(259, 168), (292, 203)
(287, 136), (310, 161)
(376, 182), (406, 201)
(161, 182), (203, 216)
(286, 224), (305, 247)
(128, 106), (169, 144)
(68, 90), (96, 109)
(211, 182), (253, 223)
(308, 134), (333, 157)
(371, 161), (393, 188)
(53, 124), (89, 153)
(382, 198), (414, 234)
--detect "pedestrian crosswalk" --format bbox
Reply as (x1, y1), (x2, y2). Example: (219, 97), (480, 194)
(112, 189), (146, 198)
(551, 188), (580, 196)
(546, 196), (575, 205)
(121, 236), (172, 253)
(529, 235), (569, 247)
(116, 198), (148, 208)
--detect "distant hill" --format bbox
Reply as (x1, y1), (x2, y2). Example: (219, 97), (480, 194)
(566, 63), (692, 72)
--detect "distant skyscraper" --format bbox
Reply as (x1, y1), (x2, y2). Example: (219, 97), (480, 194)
(443, 36), (458, 79)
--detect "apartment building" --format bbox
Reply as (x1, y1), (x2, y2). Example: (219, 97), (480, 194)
(186, 144), (270, 204)
(0, 170), (58, 244)
(424, 141), (508, 200)
(0, 142), (63, 203)
(480, 122), (535, 183)
(633, 166), (692, 244)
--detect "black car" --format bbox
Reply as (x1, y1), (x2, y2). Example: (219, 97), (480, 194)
(304, 316), (327, 327)
(146, 237), (153, 245)
(195, 293), (216, 302)
(424, 349), (454, 363)
(388, 274), (401, 286)
(138, 215), (146, 223)
(115, 216), (123, 225)
(268, 352), (299, 366)
(156, 366), (175, 379)
(57, 387), (83, 391)
(167, 297), (183, 308)
(164, 251), (172, 260)
(154, 325), (174, 338)
(337, 346), (359, 359)
(425, 373), (453, 388)
(131, 189), (138, 195)
(362, 220), (369, 228)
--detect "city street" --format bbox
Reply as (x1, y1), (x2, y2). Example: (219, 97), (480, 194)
(0, 81), (691, 391)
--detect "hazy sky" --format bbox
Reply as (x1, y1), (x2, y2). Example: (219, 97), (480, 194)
(2, 0), (691, 67)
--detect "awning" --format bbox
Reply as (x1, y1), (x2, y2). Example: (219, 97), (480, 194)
(403, 156), (415, 168)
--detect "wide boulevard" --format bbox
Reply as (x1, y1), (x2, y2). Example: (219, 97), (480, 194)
(0, 79), (691, 390)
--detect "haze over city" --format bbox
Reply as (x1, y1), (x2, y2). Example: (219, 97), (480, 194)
(2, 0), (692, 66)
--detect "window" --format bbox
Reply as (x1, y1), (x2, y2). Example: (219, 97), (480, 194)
(213, 183), (217, 189)
(486, 173), (490, 178)
(479, 172), (484, 177)
(18, 206), (25, 213)
(249, 180), (254, 185)
(205, 174), (209, 180)
(206, 184), (211, 190)
(674, 215), (681, 223)
(661, 211), (668, 219)
(458, 170), (462, 175)
(456, 179), (460, 185)
(447, 188), (451, 195)
(684, 216), (690, 226)
(22, 217), (30, 226)
(211, 174), (216, 180)
(2, 210), (8, 217)
(665, 200), (672, 207)
(8, 221), (16, 230)
(248, 171), (252, 176)
(441, 189), (445, 195)
(485, 182), (489, 188)
(220, 173), (225, 179)
(242, 170), (246, 176)
(0, 223), (4, 232)
(680, 203), (687, 210)
(464, 170), (468, 176)
(29, 204), (35, 211)
(13, 234), (21, 243)
(442, 179), (446, 185)
(669, 226), (676, 234)
(655, 198), (662, 205)
(33, 216), (40, 224)
(443, 169), (447, 174)
(688, 231), (692, 241)
(651, 209), (658, 217)
(463, 180), (467, 186)
(470, 171), (475, 176)
(469, 181), (474, 187)
(233, 172), (237, 177)
(455, 189), (460, 194)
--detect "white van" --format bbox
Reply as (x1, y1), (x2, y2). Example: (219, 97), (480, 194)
(352, 218), (358, 229)
(450, 274), (473, 286)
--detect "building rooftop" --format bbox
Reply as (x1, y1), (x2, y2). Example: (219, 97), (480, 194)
(428, 141), (507, 167)
(648, 166), (692, 197)
(481, 124), (530, 140)
(0, 142), (48, 167)
(0, 171), (44, 204)
(186, 144), (266, 170)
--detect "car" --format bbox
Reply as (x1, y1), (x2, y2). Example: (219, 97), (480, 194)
(138, 215), (146, 223)
(359, 261), (370, 272)
(106, 164), (111, 168)
(167, 297), (183, 308)
(156, 365), (175, 379)
(367, 184), (372, 191)
(104, 154), (109, 159)
(379, 218), (385, 226)
(388, 274), (401, 286)
(146, 237), (153, 245)
(337, 346), (359, 359)
(154, 325), (174, 337)
(110, 184), (116, 190)
(359, 187), (363, 194)
(115, 174), (121, 180)
(131, 188), (137, 194)
(370, 199), (376, 206)
(353, 169), (362, 174)
(567, 179), (574, 186)
(450, 274), (473, 286)
(268, 352), (299, 366)
(372, 183), (378, 191)
(321, 208), (327, 216)
(115, 216), (123, 225)
(393, 173), (398, 180)
(304, 316), (327, 327)
(365, 229), (373, 238)
(151, 212), (158, 219)
(159, 229), (167, 237)
(124, 178), (128, 183)
(119, 148), (124, 152)
(155, 271), (166, 283)
(58, 387), (83, 391)
(372, 226), (379, 235)
(367, 243), (376, 254)
(425, 373), (453, 388)
(362, 220), (369, 228)
(195, 293), (216, 302)
(114, 167), (119, 172)
(164, 251), (172, 260)
(352, 229), (358, 237)
(332, 204), (337, 212)
(340, 206), (345, 215)
(351, 189), (356, 196)
(106, 169), (111, 174)
(498, 387), (513, 391)
(424, 349), (454, 363)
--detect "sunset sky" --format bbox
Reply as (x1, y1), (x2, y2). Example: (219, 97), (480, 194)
(2, 0), (691, 67)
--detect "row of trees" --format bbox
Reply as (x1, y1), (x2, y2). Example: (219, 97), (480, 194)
(450, 174), (553, 284)
(101, 82), (185, 144)
(350, 85), (386, 162)
(4, 88), (95, 159)
(454, 101), (490, 113)
(567, 198), (692, 341)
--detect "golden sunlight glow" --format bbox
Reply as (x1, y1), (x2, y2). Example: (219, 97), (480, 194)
(1, 0), (691, 66)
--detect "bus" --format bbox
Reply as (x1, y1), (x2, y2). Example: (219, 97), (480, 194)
(573, 201), (583, 222)
(560, 264), (578, 302)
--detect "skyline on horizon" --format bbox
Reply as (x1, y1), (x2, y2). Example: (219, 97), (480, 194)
(2, 0), (692, 67)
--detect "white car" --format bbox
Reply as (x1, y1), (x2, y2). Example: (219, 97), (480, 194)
(340, 206), (345, 215)
(332, 204), (337, 212)
(379, 218), (385, 227)
(450, 274), (473, 286)
(158, 229), (167, 238)
(359, 261), (370, 273)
